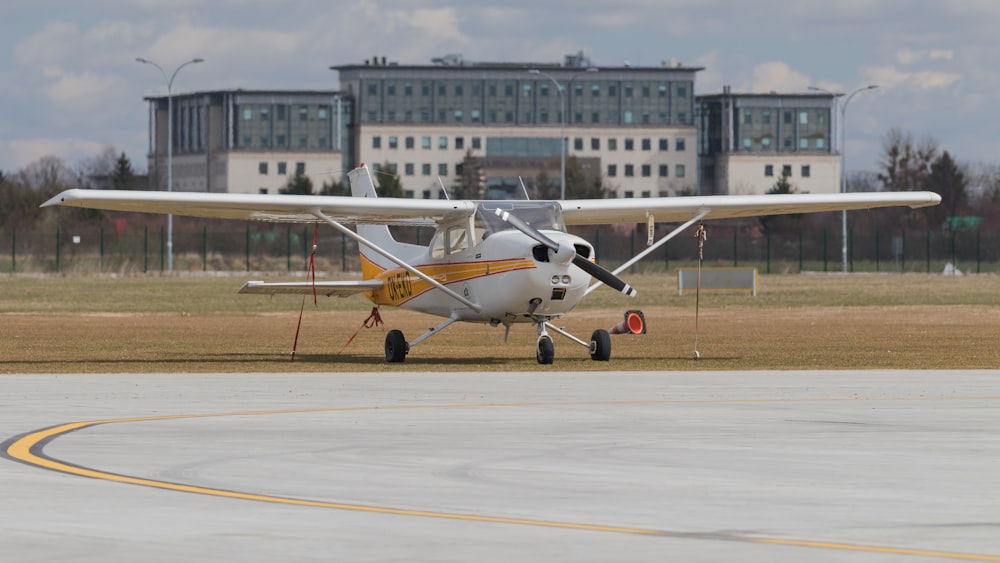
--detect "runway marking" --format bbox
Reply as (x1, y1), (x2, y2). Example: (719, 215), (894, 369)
(5, 398), (1000, 562)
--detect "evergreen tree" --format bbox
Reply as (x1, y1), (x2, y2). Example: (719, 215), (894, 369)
(279, 171), (314, 195)
(451, 150), (484, 200)
(927, 150), (968, 231)
(111, 152), (139, 190)
(375, 161), (404, 198)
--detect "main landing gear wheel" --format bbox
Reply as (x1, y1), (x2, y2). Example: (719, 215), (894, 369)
(589, 329), (611, 361)
(385, 329), (408, 363)
(536, 335), (554, 365)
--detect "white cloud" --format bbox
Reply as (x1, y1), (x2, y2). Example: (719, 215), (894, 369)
(749, 61), (811, 93)
(896, 48), (955, 65)
(862, 65), (961, 91)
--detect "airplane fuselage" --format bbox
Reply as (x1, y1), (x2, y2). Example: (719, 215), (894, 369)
(362, 229), (594, 324)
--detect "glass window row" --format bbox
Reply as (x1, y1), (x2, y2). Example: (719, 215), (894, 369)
(371, 135), (687, 152)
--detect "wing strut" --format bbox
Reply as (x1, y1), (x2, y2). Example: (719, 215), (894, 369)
(309, 209), (481, 313)
(584, 209), (709, 296)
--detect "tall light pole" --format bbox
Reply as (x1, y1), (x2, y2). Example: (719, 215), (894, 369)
(136, 56), (204, 272)
(528, 68), (598, 199)
(809, 84), (878, 273)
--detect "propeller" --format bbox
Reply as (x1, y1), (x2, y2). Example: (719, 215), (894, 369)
(493, 208), (637, 297)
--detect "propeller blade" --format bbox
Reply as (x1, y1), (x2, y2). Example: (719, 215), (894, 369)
(493, 208), (637, 298)
(572, 254), (637, 297)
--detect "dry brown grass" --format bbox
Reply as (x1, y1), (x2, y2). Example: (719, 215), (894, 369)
(2, 273), (998, 372)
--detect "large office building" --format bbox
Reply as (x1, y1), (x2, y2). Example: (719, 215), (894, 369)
(144, 90), (350, 194)
(145, 54), (840, 198)
(697, 87), (839, 195)
(333, 53), (702, 198)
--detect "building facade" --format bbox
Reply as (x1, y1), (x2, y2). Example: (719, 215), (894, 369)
(697, 87), (840, 195)
(144, 90), (350, 194)
(332, 53), (702, 198)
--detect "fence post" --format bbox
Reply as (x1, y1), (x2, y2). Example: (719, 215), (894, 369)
(202, 225), (208, 271)
(341, 232), (347, 271)
(143, 225), (148, 273)
(732, 229), (737, 267)
(159, 226), (165, 272)
(875, 231), (880, 272)
(849, 227), (854, 273)
(245, 224), (251, 272)
(11, 226), (15, 273)
(901, 231), (906, 272)
(55, 227), (61, 272)
(100, 226), (105, 271)
(820, 230), (826, 272)
(925, 231), (931, 273)
(286, 224), (292, 272)
(977, 230), (982, 274)
(766, 231), (771, 274)
(798, 229), (803, 272)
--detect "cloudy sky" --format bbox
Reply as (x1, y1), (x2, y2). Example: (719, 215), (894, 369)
(2, 0), (997, 176)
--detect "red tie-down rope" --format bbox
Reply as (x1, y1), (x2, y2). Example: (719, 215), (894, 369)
(339, 307), (384, 354)
(290, 225), (319, 362)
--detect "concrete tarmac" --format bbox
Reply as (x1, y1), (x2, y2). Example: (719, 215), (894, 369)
(2, 371), (999, 562)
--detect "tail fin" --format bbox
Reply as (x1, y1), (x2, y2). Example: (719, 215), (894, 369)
(345, 164), (416, 278)
(348, 164), (380, 198)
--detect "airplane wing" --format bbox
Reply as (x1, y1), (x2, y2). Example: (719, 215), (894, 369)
(560, 191), (942, 225)
(42, 190), (476, 226)
(239, 280), (383, 297)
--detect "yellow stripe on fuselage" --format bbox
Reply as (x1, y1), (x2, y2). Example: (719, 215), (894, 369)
(361, 254), (535, 307)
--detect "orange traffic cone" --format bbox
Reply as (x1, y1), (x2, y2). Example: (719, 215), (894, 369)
(609, 310), (646, 335)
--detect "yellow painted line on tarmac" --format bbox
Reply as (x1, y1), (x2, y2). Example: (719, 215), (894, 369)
(5, 399), (1000, 562)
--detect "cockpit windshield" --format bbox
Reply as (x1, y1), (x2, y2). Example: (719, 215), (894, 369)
(476, 201), (566, 236)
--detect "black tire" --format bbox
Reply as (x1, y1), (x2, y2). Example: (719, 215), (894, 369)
(385, 329), (408, 363)
(590, 329), (611, 361)
(536, 336), (555, 365)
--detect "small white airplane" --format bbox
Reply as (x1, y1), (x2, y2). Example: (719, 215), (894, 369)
(43, 164), (940, 364)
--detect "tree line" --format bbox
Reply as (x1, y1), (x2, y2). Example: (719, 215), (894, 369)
(3, 129), (999, 237)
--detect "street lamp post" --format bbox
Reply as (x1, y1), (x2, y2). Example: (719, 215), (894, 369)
(528, 68), (598, 199)
(809, 84), (878, 273)
(136, 57), (204, 272)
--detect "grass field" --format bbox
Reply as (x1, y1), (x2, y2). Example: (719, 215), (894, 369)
(1, 272), (997, 373)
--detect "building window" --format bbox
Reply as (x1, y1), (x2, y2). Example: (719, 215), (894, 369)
(573, 138), (583, 151)
(799, 138), (809, 149)
(641, 164), (651, 177)
(260, 107), (269, 120)
(438, 163), (448, 176)
(659, 165), (668, 177)
(802, 165), (811, 177)
(405, 136), (414, 149)
(454, 110), (463, 122)
(296, 162), (305, 175)
(743, 138), (752, 149)
(367, 84), (378, 95)
(405, 163), (414, 175)
(455, 137), (464, 150)
(591, 84), (600, 97)
(299, 107), (308, 121)
(277, 162), (287, 175)
(242, 108), (252, 121)
(607, 164), (617, 177)
(676, 164), (686, 178)
(591, 137), (600, 150)
(591, 112), (599, 124)
(800, 111), (809, 124)
(817, 138), (826, 149)
(642, 190), (651, 198)
(762, 137), (772, 149)
(765, 164), (774, 177)
(624, 164), (634, 177)
(471, 109), (480, 122)
(659, 138), (669, 151)
(743, 110), (752, 124)
(472, 137), (481, 150)
(782, 164), (792, 177)
(438, 136), (447, 149)
(422, 163), (431, 176)
(624, 138), (634, 151)
(641, 138), (651, 151)
(608, 138), (617, 151)
(258, 162), (268, 175)
(422, 136), (431, 149)
(388, 136), (398, 149)
(276, 135), (286, 147)
(299, 136), (307, 148)
(676, 138), (686, 151)
(624, 191), (634, 198)
(624, 110), (633, 124)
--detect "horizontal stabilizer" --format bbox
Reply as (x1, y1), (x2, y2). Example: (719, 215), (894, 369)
(239, 280), (383, 298)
